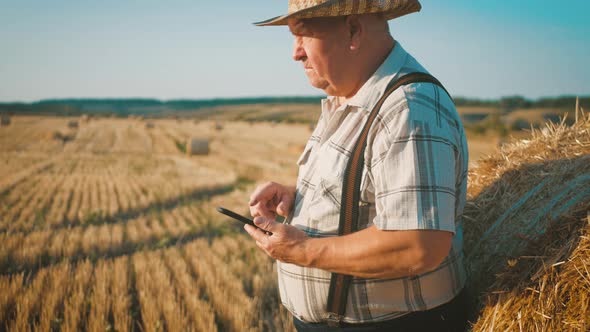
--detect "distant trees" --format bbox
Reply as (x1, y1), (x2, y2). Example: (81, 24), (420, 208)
(0, 95), (588, 117)
(454, 95), (588, 112)
(499, 96), (530, 112)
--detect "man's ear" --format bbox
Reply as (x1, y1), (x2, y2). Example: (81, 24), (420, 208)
(346, 15), (362, 52)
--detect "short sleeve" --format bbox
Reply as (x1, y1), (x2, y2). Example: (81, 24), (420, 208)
(371, 96), (458, 233)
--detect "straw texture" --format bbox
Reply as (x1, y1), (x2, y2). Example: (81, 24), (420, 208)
(254, 0), (421, 26)
(464, 110), (590, 331)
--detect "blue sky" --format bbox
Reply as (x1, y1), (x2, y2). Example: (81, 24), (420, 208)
(0, 0), (589, 102)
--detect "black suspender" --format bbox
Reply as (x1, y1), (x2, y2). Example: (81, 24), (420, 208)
(325, 72), (451, 327)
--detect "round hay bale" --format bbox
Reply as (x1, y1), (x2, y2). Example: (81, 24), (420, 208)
(214, 122), (223, 131)
(47, 131), (74, 143)
(0, 113), (10, 126)
(67, 120), (79, 129)
(186, 138), (209, 156)
(464, 113), (590, 331)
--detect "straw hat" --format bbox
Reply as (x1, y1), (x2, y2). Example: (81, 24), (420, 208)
(254, 0), (421, 26)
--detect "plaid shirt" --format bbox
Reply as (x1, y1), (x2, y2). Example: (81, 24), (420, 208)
(278, 42), (468, 323)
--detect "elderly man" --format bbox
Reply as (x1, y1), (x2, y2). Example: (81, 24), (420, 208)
(245, 1), (469, 331)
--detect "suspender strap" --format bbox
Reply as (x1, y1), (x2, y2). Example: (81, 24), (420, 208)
(325, 72), (451, 327)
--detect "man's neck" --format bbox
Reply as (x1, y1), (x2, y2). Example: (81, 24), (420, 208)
(343, 37), (395, 102)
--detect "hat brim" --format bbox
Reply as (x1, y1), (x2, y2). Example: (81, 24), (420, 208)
(253, 14), (292, 27)
(253, 0), (339, 27)
(253, 0), (421, 27)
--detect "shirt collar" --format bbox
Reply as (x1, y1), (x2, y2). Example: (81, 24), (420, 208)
(323, 41), (408, 113)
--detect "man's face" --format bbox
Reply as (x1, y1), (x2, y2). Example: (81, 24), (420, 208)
(288, 18), (350, 96)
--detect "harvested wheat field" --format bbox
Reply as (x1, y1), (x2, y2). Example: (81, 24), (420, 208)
(464, 111), (590, 331)
(0, 116), (310, 331)
(3, 112), (582, 331)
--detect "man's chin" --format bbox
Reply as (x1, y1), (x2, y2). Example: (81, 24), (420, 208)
(307, 79), (330, 92)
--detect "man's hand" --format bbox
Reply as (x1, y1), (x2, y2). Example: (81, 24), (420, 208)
(249, 182), (295, 220)
(244, 216), (311, 265)
(246, 220), (452, 278)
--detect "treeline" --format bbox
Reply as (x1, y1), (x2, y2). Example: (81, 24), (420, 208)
(454, 95), (589, 111)
(0, 95), (588, 117)
(0, 97), (324, 117)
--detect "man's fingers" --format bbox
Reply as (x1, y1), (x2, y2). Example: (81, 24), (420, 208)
(249, 182), (276, 206)
(248, 195), (258, 206)
(248, 182), (292, 218)
(249, 190), (262, 206)
(249, 201), (264, 217)
(251, 202), (276, 219)
(276, 200), (292, 217)
(254, 216), (279, 233)
(249, 183), (267, 205)
(249, 205), (260, 217)
(244, 224), (269, 243)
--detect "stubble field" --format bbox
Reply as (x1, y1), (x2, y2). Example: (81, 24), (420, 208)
(0, 114), (501, 331)
(0, 115), (314, 331)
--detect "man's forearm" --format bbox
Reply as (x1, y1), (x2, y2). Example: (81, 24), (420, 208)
(300, 226), (452, 279)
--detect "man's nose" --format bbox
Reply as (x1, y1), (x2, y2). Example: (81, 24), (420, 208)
(292, 37), (306, 62)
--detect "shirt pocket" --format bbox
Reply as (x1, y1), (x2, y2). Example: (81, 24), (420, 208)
(307, 173), (342, 235)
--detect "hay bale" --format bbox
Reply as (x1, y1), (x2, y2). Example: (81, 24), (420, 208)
(186, 138), (209, 156)
(67, 120), (79, 129)
(48, 131), (74, 143)
(145, 122), (154, 129)
(0, 114), (10, 126)
(464, 112), (590, 331)
(214, 122), (223, 131)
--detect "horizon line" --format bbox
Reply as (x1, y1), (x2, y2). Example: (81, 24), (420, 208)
(1, 93), (589, 105)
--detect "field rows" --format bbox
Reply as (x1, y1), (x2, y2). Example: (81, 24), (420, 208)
(0, 155), (235, 234)
(0, 117), (67, 154)
(0, 116), (307, 331)
(0, 201), (235, 274)
(0, 236), (281, 331)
